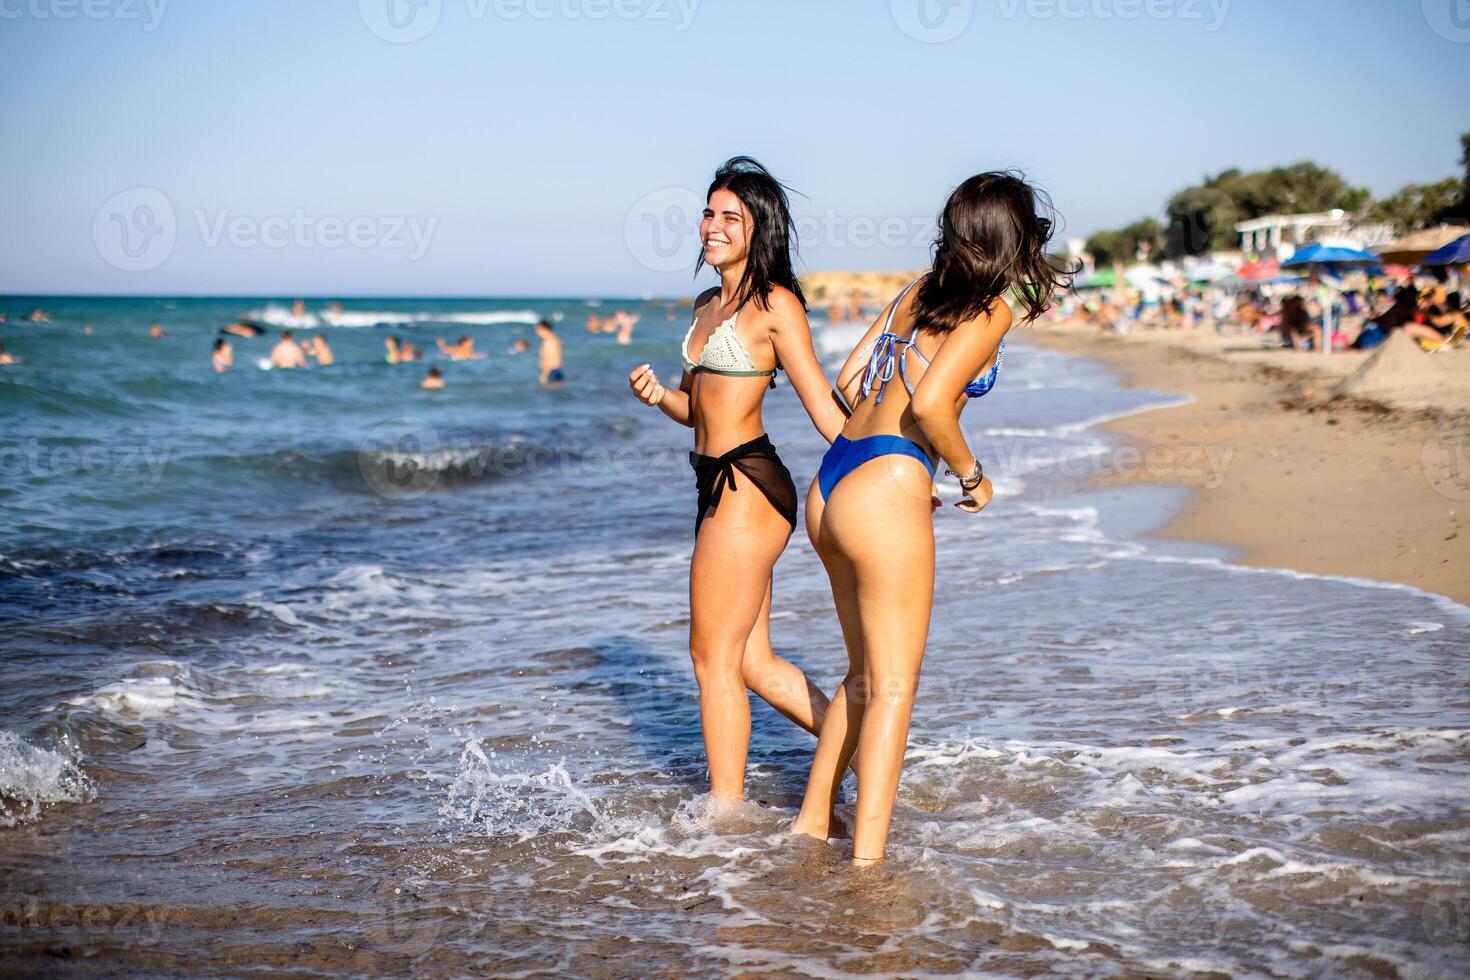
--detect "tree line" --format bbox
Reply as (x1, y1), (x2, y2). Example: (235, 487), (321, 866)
(1085, 133), (1470, 266)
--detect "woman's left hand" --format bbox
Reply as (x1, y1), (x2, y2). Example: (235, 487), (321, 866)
(954, 476), (994, 514)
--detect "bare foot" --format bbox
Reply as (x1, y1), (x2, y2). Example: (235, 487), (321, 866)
(791, 810), (849, 841)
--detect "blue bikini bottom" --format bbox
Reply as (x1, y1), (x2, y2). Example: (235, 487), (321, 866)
(817, 434), (935, 501)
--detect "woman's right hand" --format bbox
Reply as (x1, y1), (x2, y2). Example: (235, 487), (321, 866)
(628, 364), (666, 407)
(954, 476), (994, 514)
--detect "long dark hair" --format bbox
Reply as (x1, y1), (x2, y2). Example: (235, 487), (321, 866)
(913, 171), (1073, 332)
(695, 156), (807, 312)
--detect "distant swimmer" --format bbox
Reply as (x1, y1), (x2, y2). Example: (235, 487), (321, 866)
(436, 335), (484, 361)
(270, 330), (309, 369)
(293, 298), (307, 318)
(212, 338), (233, 373)
(222, 321), (266, 338)
(421, 366), (445, 389)
(615, 311), (639, 346)
(0, 342), (20, 366)
(509, 337), (529, 355)
(26, 309), (49, 323)
(587, 314), (603, 333)
(385, 336), (401, 364)
(83, 324), (93, 336)
(399, 339), (423, 362)
(535, 318), (564, 385)
(305, 334), (334, 366)
(149, 322), (169, 339)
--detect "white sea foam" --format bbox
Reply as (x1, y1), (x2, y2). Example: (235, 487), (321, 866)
(0, 731), (94, 826)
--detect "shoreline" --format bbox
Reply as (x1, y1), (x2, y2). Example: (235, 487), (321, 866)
(1020, 324), (1470, 606)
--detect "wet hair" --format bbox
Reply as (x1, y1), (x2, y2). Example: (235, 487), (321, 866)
(427, 367), (441, 378)
(214, 339), (226, 351)
(537, 319), (553, 331)
(696, 156), (806, 312)
(912, 171), (1075, 333)
(281, 330), (294, 340)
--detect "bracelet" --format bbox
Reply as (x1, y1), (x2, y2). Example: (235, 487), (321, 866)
(945, 459), (984, 492)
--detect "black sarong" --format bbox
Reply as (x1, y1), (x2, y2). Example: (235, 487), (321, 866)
(688, 434), (798, 536)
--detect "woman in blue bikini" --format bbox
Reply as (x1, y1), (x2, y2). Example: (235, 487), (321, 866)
(792, 172), (1071, 862)
(628, 158), (847, 804)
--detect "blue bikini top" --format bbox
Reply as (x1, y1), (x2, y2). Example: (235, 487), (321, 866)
(856, 278), (1005, 405)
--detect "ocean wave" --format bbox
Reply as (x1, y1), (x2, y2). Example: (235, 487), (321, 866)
(0, 731), (93, 827)
(242, 305), (542, 330)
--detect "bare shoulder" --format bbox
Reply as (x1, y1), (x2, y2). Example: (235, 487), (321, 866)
(692, 286), (721, 315)
(959, 296), (1014, 336)
(755, 285), (808, 333)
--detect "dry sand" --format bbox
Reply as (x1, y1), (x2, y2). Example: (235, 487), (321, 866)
(1023, 323), (1470, 605)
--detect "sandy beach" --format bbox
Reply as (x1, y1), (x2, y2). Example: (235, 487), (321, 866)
(1024, 323), (1470, 605)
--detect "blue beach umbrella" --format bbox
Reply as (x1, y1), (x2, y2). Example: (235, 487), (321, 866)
(1281, 244), (1381, 357)
(1280, 243), (1381, 268)
(1421, 234), (1470, 266)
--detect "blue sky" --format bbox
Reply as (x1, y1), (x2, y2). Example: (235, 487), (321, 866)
(1, 0), (1466, 296)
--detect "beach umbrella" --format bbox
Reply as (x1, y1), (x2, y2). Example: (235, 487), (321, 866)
(1281, 244), (1381, 357)
(1076, 269), (1116, 289)
(1422, 233), (1470, 266)
(1376, 225), (1470, 266)
(1237, 258), (1281, 281)
(1281, 243), (1382, 268)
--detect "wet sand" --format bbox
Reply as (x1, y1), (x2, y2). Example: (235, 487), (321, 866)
(1023, 324), (1470, 605)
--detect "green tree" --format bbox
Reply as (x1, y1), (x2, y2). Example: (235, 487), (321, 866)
(1367, 178), (1464, 234)
(1086, 218), (1162, 267)
(1164, 162), (1369, 256)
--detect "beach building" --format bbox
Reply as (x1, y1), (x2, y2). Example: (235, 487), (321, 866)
(1236, 210), (1393, 259)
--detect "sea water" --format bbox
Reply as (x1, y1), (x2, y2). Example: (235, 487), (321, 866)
(1, 297), (1467, 976)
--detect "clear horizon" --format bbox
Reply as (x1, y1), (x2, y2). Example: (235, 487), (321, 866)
(3, 0), (1466, 297)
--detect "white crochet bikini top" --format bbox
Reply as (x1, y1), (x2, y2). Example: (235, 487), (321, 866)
(681, 309), (777, 380)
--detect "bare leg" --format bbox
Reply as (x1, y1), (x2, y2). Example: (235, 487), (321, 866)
(740, 578), (831, 736)
(795, 456), (935, 861)
(793, 480), (866, 840)
(689, 482), (797, 801)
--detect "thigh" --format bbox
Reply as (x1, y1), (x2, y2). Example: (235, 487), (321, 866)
(825, 457), (936, 675)
(690, 478), (791, 654)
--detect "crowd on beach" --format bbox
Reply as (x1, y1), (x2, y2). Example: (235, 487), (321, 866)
(1040, 260), (1469, 356)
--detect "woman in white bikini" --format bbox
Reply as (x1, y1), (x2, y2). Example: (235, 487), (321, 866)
(628, 157), (847, 805)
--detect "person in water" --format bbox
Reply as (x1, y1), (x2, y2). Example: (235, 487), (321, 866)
(223, 321), (265, 338)
(437, 335), (483, 361)
(510, 337), (530, 355)
(149, 322), (168, 339)
(385, 336), (401, 365)
(0, 342), (20, 366)
(304, 334), (334, 366)
(791, 172), (1072, 863)
(627, 156), (848, 805)
(212, 338), (233, 373)
(421, 366), (445, 389)
(270, 330), (308, 369)
(536, 319), (564, 385)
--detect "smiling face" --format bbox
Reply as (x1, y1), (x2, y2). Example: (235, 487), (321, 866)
(701, 188), (752, 269)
